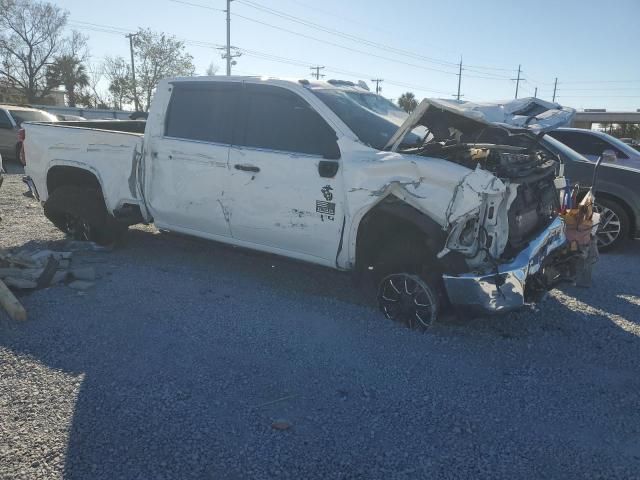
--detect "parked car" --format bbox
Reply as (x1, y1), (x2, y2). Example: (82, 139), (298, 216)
(620, 138), (640, 152)
(55, 114), (87, 121)
(0, 105), (57, 161)
(542, 134), (640, 251)
(22, 79), (595, 325)
(548, 127), (640, 169)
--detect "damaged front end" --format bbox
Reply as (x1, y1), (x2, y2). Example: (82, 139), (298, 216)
(387, 97), (597, 313)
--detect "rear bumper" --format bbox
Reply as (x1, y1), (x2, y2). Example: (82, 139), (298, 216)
(443, 217), (571, 314)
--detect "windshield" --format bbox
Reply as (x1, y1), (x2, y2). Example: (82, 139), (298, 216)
(310, 88), (426, 150)
(9, 109), (57, 126)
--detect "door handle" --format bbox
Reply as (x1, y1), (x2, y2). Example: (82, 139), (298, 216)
(234, 164), (260, 173)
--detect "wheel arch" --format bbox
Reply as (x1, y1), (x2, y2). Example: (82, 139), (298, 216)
(46, 164), (104, 199)
(352, 195), (465, 274)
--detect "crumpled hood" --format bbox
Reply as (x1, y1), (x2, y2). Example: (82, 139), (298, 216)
(385, 97), (576, 151)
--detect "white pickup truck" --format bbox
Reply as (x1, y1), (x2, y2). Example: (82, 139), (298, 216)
(23, 76), (594, 326)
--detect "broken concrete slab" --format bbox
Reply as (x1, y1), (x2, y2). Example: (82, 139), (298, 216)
(3, 277), (38, 289)
(68, 280), (95, 291)
(69, 267), (96, 281)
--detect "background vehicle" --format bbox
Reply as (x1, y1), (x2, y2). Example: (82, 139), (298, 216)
(543, 135), (640, 251)
(548, 127), (640, 169)
(22, 78), (591, 325)
(0, 105), (57, 161)
(55, 114), (87, 121)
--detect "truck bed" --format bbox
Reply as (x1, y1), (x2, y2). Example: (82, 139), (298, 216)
(24, 122), (146, 215)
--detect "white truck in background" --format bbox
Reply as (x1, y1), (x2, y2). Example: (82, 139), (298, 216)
(23, 76), (594, 326)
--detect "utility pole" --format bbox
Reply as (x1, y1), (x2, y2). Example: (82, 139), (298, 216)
(219, 1), (241, 75)
(310, 66), (325, 80)
(226, 0), (232, 75)
(511, 64), (524, 99)
(371, 78), (383, 94)
(125, 33), (140, 112)
(552, 77), (558, 102)
(456, 57), (463, 101)
(534, 87), (538, 98)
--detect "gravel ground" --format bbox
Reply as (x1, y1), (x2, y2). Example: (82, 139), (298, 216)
(1, 169), (639, 479)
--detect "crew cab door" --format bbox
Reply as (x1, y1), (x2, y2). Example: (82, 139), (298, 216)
(145, 81), (239, 238)
(227, 82), (344, 265)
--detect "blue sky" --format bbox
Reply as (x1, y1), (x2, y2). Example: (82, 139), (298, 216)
(54, 0), (640, 110)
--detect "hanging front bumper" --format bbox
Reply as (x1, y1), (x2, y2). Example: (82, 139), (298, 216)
(442, 217), (574, 314)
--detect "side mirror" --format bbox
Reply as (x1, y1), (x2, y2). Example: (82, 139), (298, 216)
(601, 149), (617, 162)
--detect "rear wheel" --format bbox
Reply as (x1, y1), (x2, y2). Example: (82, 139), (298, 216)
(44, 186), (126, 245)
(594, 198), (629, 252)
(373, 236), (442, 330)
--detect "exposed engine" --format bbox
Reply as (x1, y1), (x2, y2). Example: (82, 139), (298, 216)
(406, 138), (560, 259)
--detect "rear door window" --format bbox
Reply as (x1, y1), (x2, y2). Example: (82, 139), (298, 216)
(239, 83), (339, 157)
(165, 82), (239, 144)
(0, 110), (14, 129)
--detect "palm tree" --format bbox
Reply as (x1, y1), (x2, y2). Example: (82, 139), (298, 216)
(47, 55), (90, 107)
(398, 92), (418, 113)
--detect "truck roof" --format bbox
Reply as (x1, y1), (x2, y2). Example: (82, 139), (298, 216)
(0, 104), (47, 112)
(166, 76), (373, 93)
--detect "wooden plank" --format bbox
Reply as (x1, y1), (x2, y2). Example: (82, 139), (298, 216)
(0, 279), (27, 321)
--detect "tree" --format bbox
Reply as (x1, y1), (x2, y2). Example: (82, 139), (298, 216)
(0, 0), (68, 102)
(398, 92), (418, 113)
(46, 54), (89, 107)
(132, 28), (195, 111)
(103, 56), (131, 110)
(205, 62), (219, 76)
(77, 61), (110, 109)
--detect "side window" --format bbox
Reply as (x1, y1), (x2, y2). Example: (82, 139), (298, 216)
(552, 132), (586, 153)
(165, 82), (238, 144)
(0, 110), (12, 129)
(552, 132), (627, 159)
(241, 84), (339, 157)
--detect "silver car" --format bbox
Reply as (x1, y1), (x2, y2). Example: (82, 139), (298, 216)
(0, 105), (57, 161)
(548, 127), (640, 169)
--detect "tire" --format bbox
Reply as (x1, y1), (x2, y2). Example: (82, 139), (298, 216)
(594, 197), (629, 252)
(44, 186), (126, 245)
(373, 235), (442, 329)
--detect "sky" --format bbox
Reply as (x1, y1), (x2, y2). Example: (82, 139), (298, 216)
(52, 0), (640, 111)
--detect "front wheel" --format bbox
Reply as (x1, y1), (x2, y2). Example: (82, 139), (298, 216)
(378, 273), (439, 329)
(594, 198), (629, 252)
(373, 236), (443, 329)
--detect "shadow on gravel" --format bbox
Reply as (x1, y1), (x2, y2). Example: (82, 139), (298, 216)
(1, 227), (639, 479)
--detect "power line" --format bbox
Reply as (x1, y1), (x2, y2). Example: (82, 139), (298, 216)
(235, 0), (460, 69)
(239, 47), (452, 94)
(170, 0), (516, 79)
(68, 17), (638, 103)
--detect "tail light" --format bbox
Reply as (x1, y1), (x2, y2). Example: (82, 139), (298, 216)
(18, 128), (26, 165)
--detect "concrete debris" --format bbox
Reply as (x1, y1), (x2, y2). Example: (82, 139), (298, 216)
(70, 267), (96, 281)
(68, 280), (95, 291)
(0, 247), (99, 321)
